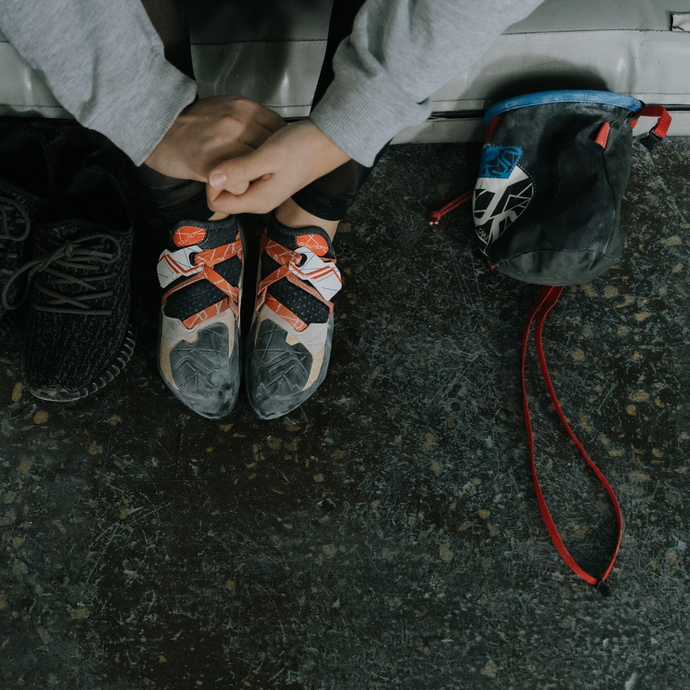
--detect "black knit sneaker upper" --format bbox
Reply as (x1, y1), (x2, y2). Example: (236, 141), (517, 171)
(21, 150), (136, 399)
(0, 123), (67, 322)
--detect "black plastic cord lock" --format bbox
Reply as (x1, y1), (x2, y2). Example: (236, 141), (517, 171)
(595, 579), (612, 598)
(639, 130), (663, 151)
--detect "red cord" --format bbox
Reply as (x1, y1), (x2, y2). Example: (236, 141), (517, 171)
(428, 190), (472, 225)
(522, 286), (623, 588)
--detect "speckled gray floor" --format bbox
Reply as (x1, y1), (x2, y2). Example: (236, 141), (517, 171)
(1, 136), (689, 690)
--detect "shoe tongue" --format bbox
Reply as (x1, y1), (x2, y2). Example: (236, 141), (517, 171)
(40, 223), (128, 263)
(173, 224), (207, 247)
(170, 217), (238, 250)
(269, 218), (334, 259)
(295, 232), (331, 257)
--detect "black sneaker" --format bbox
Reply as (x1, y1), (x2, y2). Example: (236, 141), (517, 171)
(15, 149), (136, 401)
(156, 216), (244, 419)
(245, 214), (342, 419)
(0, 122), (68, 332)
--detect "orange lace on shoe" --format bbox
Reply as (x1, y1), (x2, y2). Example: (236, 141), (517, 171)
(161, 225), (243, 329)
(255, 233), (340, 333)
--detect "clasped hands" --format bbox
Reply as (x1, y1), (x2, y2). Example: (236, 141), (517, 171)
(144, 95), (351, 215)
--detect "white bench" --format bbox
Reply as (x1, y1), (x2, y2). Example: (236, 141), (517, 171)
(2, 0), (690, 141)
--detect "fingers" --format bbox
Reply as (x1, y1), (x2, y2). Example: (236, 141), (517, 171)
(209, 167), (245, 195)
(228, 116), (284, 152)
(251, 104), (287, 134)
(208, 156), (259, 196)
(227, 180), (250, 196)
(207, 178), (280, 216)
(204, 120), (352, 216)
(212, 96), (286, 150)
(144, 95), (287, 181)
(206, 153), (281, 215)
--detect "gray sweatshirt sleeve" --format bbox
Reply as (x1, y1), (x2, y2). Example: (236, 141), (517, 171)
(0, 0), (197, 166)
(0, 0), (542, 168)
(310, 0), (545, 166)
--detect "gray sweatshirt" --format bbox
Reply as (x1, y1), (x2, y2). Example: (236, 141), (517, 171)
(0, 0), (543, 167)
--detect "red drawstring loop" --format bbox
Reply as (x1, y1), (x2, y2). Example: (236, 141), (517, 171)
(522, 286), (623, 590)
(425, 189), (500, 275)
(428, 190), (472, 226)
(637, 104), (672, 138)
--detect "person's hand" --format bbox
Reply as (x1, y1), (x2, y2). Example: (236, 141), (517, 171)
(144, 95), (286, 180)
(205, 120), (351, 215)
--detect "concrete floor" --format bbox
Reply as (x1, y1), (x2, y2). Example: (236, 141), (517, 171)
(1, 136), (689, 689)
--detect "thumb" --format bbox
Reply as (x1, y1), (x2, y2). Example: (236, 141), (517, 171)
(209, 168), (248, 195)
(208, 153), (266, 197)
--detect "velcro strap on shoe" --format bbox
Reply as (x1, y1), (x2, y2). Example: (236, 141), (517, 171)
(157, 245), (203, 288)
(158, 240), (241, 290)
(288, 247), (342, 302)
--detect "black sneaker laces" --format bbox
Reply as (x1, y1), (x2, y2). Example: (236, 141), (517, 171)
(1, 232), (121, 316)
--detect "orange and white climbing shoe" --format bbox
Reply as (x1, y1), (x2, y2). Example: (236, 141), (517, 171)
(157, 217), (243, 419)
(245, 215), (342, 419)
